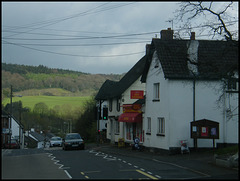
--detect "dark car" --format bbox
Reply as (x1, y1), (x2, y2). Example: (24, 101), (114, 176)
(63, 133), (84, 150)
(4, 139), (20, 149)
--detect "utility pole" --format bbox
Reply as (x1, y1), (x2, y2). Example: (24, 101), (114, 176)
(10, 85), (13, 148)
(19, 101), (22, 149)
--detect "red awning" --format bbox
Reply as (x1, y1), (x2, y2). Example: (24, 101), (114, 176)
(118, 112), (142, 123)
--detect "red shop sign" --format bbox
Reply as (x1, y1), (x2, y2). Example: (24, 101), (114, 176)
(130, 90), (144, 99)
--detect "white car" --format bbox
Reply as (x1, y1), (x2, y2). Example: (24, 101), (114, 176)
(50, 136), (62, 147)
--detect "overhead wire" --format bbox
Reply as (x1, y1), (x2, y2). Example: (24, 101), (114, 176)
(2, 2), (112, 36)
(2, 40), (150, 46)
(3, 2), (136, 38)
(2, 40), (145, 57)
(2, 2), (238, 59)
(2, 31), (159, 41)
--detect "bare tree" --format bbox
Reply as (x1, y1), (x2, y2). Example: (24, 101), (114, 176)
(174, 1), (238, 40)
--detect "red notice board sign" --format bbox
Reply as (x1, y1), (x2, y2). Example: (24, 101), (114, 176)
(130, 90), (144, 99)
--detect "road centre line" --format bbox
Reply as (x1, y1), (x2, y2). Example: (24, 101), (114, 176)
(80, 172), (89, 179)
(136, 169), (158, 180)
(90, 150), (161, 179)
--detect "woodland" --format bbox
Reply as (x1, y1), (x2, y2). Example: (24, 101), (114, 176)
(1, 63), (122, 141)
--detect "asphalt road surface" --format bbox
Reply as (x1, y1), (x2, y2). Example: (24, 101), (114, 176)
(2, 146), (238, 179)
(2, 149), (69, 179)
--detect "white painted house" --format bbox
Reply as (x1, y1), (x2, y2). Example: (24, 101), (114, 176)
(141, 28), (238, 152)
(95, 56), (146, 144)
(1, 111), (24, 149)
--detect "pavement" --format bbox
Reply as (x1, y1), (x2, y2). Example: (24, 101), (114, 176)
(86, 142), (238, 179)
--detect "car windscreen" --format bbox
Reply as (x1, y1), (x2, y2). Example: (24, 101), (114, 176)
(65, 134), (81, 140)
(51, 137), (61, 141)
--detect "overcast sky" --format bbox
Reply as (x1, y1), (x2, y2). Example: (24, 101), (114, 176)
(2, 1), (238, 74)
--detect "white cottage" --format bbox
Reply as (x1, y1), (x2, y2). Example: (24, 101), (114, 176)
(95, 56), (147, 144)
(141, 28), (238, 153)
(1, 111), (24, 149)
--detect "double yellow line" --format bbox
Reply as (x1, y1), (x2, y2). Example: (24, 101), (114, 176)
(81, 170), (159, 180)
(136, 169), (158, 180)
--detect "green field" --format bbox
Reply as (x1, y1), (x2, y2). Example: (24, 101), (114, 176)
(2, 96), (91, 110)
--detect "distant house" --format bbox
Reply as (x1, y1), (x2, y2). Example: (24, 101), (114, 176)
(24, 129), (47, 148)
(141, 28), (238, 152)
(95, 55), (147, 144)
(1, 111), (24, 148)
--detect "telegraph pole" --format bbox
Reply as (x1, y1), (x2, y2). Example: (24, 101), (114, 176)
(10, 85), (13, 148)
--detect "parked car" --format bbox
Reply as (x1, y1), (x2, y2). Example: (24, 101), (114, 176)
(50, 136), (62, 147)
(63, 133), (84, 150)
(4, 139), (20, 149)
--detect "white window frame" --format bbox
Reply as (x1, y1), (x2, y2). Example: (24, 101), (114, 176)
(157, 117), (165, 136)
(153, 83), (160, 101)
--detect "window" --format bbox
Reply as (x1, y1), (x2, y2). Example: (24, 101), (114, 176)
(157, 117), (165, 136)
(109, 99), (113, 112)
(115, 120), (119, 134)
(153, 83), (160, 101)
(147, 117), (151, 134)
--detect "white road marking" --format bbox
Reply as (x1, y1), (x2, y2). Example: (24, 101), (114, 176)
(152, 158), (210, 177)
(64, 170), (72, 179)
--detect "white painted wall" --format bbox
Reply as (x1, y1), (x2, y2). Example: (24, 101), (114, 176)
(106, 77), (145, 143)
(144, 50), (238, 150)
(11, 117), (20, 139)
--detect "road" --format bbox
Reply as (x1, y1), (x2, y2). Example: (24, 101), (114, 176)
(2, 146), (238, 179)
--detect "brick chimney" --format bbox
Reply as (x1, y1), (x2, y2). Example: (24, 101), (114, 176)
(160, 28), (173, 40)
(190, 32), (195, 40)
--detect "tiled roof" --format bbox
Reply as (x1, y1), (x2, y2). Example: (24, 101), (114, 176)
(153, 39), (190, 79)
(95, 55), (147, 100)
(142, 39), (238, 81)
(197, 40), (238, 78)
(95, 80), (119, 100)
(29, 131), (45, 142)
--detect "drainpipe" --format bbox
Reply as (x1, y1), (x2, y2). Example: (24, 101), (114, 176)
(193, 79), (196, 122)
(223, 83), (226, 145)
(97, 100), (100, 146)
(193, 78), (197, 149)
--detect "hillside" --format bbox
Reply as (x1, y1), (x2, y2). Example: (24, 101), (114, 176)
(1, 63), (123, 97)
